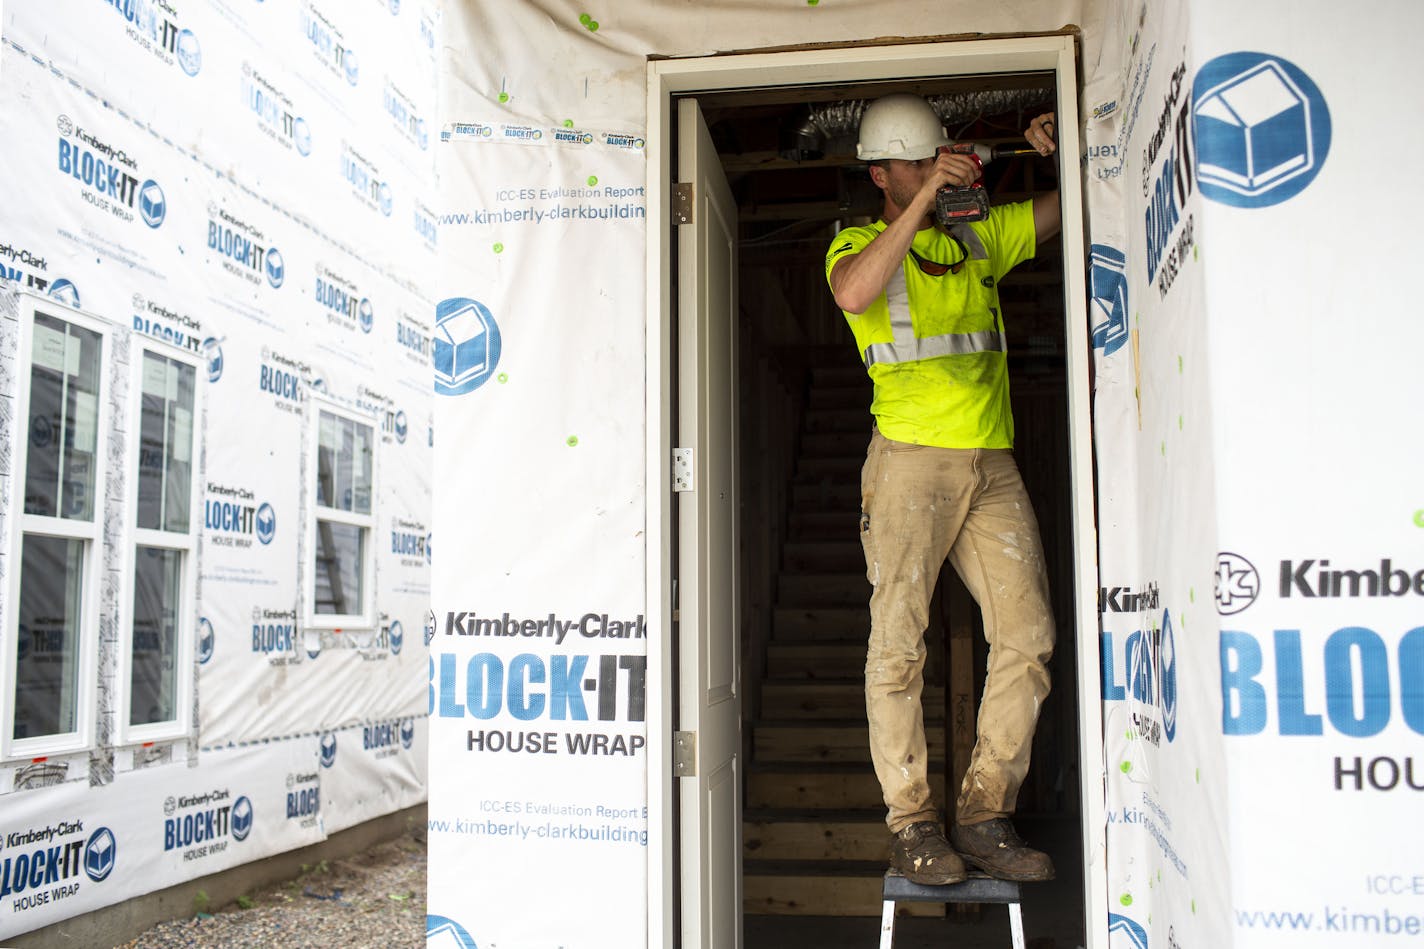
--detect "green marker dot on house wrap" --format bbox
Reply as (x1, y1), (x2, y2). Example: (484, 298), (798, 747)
(1120, 761), (1132, 773)
(566, 435), (579, 447)
(1120, 893), (1133, 907)
(497, 373), (508, 384)
(587, 175), (598, 187)
(498, 92), (510, 103)
(1415, 509), (1424, 528)
(564, 119), (574, 128)
(493, 242), (504, 253)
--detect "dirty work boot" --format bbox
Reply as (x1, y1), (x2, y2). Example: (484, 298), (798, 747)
(890, 822), (966, 886)
(950, 818), (1055, 882)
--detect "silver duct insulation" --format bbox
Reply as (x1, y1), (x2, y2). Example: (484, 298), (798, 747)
(779, 89), (1054, 161)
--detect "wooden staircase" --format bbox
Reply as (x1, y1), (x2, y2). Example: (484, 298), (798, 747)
(741, 359), (949, 918)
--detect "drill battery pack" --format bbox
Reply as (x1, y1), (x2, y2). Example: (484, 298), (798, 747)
(933, 185), (991, 229)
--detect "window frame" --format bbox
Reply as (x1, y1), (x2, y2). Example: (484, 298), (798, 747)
(302, 394), (379, 632)
(116, 337), (205, 745)
(2, 292), (113, 762)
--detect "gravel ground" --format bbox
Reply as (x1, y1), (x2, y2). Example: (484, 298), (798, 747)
(116, 827), (427, 949)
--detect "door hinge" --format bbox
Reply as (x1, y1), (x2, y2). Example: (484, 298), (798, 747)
(673, 447), (693, 492)
(673, 730), (697, 777)
(672, 182), (694, 225)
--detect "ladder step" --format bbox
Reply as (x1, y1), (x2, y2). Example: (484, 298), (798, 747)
(754, 722), (946, 763)
(793, 455), (862, 481)
(790, 481), (860, 509)
(746, 764), (946, 810)
(765, 642), (865, 678)
(787, 510), (857, 541)
(782, 541), (864, 574)
(778, 573), (870, 607)
(761, 681), (943, 720)
(773, 606), (868, 640)
(744, 862), (944, 917)
(744, 812), (890, 862)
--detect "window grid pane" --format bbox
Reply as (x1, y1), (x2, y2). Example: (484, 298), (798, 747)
(313, 520), (365, 615)
(25, 313), (102, 521)
(13, 535), (85, 741)
(317, 410), (374, 515)
(137, 352), (196, 533)
(129, 546), (182, 727)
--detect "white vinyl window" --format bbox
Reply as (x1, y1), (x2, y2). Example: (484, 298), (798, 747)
(3, 295), (111, 760)
(304, 398), (378, 630)
(119, 344), (202, 743)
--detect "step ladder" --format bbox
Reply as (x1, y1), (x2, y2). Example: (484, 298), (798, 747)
(879, 871), (1024, 949)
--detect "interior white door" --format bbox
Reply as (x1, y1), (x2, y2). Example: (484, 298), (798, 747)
(676, 96), (741, 949)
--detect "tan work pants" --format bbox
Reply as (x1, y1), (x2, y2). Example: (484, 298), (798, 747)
(859, 429), (1054, 832)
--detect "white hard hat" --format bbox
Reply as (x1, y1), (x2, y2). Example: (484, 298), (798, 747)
(856, 94), (949, 161)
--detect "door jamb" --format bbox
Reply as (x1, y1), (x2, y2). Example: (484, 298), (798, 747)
(645, 35), (1105, 949)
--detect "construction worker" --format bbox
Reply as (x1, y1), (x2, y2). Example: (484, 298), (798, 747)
(824, 93), (1060, 885)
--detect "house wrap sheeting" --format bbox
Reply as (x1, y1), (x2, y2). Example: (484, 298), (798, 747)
(0, 0), (435, 940)
(434, 1), (1424, 947)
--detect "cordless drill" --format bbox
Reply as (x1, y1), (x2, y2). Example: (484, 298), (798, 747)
(933, 143), (1041, 230)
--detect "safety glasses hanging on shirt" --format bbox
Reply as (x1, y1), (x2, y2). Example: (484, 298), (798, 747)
(907, 235), (969, 276)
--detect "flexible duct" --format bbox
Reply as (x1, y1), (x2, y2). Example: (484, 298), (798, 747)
(778, 90), (1054, 162)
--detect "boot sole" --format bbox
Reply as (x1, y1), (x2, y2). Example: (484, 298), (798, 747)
(957, 853), (1055, 883)
(890, 859), (967, 886)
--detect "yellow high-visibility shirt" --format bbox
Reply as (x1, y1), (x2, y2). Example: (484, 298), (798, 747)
(825, 200), (1036, 448)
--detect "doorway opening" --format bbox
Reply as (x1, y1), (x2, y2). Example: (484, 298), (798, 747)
(647, 37), (1104, 949)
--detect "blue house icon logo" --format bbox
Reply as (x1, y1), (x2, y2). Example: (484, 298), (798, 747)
(1193, 52), (1331, 208)
(434, 297), (501, 396)
(139, 180), (167, 228)
(255, 503), (276, 545)
(426, 915), (479, 949)
(319, 731), (338, 768)
(231, 796), (254, 841)
(266, 248), (285, 288)
(198, 617), (215, 664)
(1088, 244), (1129, 356)
(84, 827), (117, 882)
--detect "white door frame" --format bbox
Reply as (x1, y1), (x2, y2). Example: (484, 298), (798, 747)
(645, 35), (1106, 949)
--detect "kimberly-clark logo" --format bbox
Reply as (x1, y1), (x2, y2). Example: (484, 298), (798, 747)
(1193, 52), (1331, 207)
(383, 78), (429, 150)
(56, 115), (165, 228)
(340, 142), (393, 216)
(426, 915), (479, 949)
(242, 63), (312, 157)
(0, 241), (80, 305)
(1089, 244), (1129, 356)
(301, 2), (358, 86)
(207, 205), (283, 289)
(103, 1), (201, 77)
(434, 297), (501, 397)
(315, 265), (370, 334)
(1215, 551), (1260, 615)
(206, 483), (267, 549)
